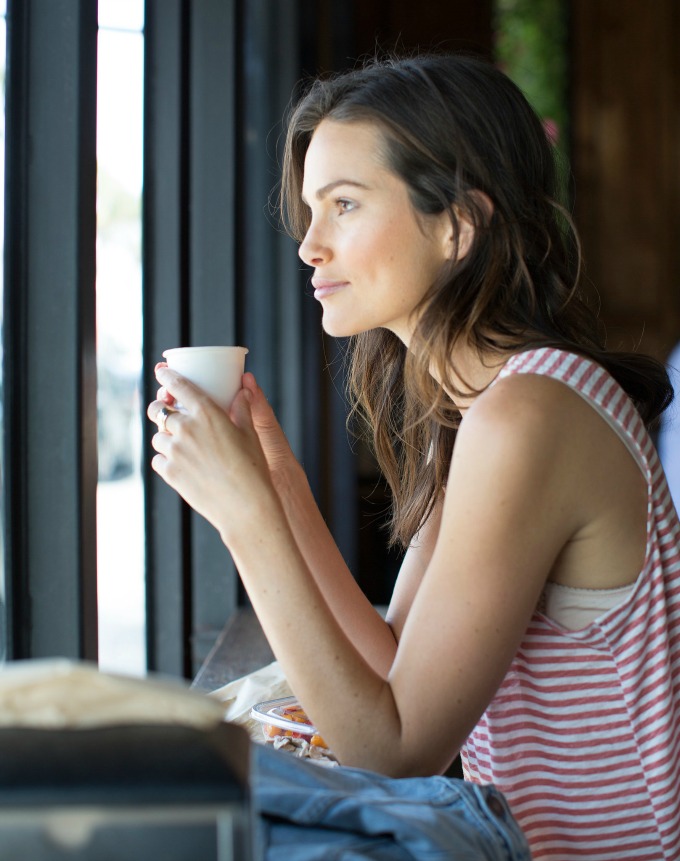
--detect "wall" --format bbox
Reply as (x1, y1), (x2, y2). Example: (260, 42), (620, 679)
(571, 0), (680, 362)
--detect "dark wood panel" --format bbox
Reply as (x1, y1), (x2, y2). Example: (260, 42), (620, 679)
(571, 0), (680, 360)
(354, 0), (493, 58)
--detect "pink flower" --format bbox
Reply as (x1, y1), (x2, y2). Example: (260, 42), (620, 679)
(543, 118), (559, 145)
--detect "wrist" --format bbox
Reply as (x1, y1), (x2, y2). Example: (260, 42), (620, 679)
(221, 489), (302, 579)
(270, 456), (309, 503)
(217, 479), (285, 548)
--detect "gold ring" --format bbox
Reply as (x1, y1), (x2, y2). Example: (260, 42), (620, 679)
(157, 406), (172, 433)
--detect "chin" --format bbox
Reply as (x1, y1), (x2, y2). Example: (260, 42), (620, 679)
(321, 314), (364, 339)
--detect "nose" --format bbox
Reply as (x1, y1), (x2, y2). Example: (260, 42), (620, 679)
(298, 222), (332, 267)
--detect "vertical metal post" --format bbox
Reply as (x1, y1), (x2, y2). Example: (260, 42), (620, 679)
(142, 0), (192, 677)
(143, 0), (325, 678)
(186, 0), (240, 673)
(2, 0), (98, 659)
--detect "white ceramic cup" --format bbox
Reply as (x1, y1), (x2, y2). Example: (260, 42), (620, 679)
(162, 346), (248, 410)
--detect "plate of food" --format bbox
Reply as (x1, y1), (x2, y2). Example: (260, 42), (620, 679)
(250, 696), (337, 764)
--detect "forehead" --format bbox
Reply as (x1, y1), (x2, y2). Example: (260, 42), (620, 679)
(302, 119), (389, 194)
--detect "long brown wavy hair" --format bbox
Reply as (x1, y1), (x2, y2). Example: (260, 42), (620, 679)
(280, 53), (673, 548)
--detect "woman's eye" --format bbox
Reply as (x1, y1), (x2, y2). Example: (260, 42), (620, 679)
(336, 198), (355, 214)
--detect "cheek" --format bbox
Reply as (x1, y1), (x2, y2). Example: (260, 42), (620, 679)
(358, 227), (409, 277)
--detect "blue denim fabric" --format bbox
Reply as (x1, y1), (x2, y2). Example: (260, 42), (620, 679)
(251, 744), (531, 861)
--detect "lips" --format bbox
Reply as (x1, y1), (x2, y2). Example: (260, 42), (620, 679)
(311, 277), (349, 300)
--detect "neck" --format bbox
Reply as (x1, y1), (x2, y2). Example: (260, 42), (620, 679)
(393, 320), (512, 412)
(430, 343), (509, 412)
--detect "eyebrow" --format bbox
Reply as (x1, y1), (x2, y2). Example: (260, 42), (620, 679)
(301, 179), (370, 204)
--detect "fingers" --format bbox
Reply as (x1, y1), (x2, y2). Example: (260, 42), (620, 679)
(242, 371), (258, 393)
(150, 427), (171, 455)
(228, 387), (255, 432)
(150, 449), (177, 486)
(155, 366), (206, 411)
(154, 364), (175, 402)
(148, 407), (186, 472)
(242, 373), (276, 423)
(147, 401), (183, 435)
(156, 385), (175, 405)
(147, 399), (164, 425)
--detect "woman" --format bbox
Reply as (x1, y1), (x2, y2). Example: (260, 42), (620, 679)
(148, 54), (679, 859)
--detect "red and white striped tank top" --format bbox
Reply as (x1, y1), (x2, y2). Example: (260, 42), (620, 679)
(461, 348), (680, 860)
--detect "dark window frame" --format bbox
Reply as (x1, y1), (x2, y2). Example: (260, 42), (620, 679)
(1, 0), (363, 678)
(3, 0), (99, 660)
(142, 0), (310, 679)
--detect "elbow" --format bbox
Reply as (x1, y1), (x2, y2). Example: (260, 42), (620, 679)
(322, 685), (461, 778)
(335, 739), (460, 779)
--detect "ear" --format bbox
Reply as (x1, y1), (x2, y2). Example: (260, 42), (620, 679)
(445, 190), (494, 261)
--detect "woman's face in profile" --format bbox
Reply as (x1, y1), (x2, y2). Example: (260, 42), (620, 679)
(298, 119), (452, 345)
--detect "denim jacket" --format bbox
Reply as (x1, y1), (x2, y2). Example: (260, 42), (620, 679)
(251, 744), (531, 861)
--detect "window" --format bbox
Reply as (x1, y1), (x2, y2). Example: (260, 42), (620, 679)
(96, 0), (145, 674)
(1, 0), (323, 677)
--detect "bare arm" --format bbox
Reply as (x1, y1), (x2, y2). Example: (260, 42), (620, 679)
(149, 369), (591, 777)
(245, 373), (448, 673)
(268, 454), (398, 677)
(231, 373), (400, 676)
(385, 496), (443, 642)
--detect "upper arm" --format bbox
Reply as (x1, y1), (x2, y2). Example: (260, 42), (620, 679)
(386, 375), (582, 773)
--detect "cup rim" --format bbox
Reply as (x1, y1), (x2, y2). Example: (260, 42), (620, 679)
(162, 346), (248, 357)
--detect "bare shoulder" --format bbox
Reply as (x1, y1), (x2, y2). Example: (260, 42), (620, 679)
(457, 368), (621, 463)
(448, 371), (613, 547)
(454, 371), (584, 469)
(466, 371), (584, 431)
(451, 369), (647, 590)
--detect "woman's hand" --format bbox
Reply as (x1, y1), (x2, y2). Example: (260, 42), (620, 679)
(153, 361), (177, 407)
(147, 366), (278, 543)
(241, 372), (300, 483)
(152, 364), (297, 482)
